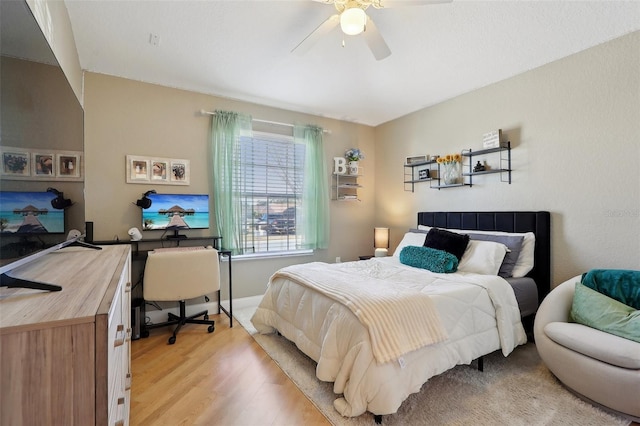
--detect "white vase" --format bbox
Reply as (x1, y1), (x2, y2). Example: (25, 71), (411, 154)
(348, 161), (359, 175)
(442, 162), (460, 185)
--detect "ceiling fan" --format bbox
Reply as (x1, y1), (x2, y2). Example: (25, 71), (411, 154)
(292, 0), (452, 61)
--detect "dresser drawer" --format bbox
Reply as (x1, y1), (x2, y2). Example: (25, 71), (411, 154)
(96, 246), (132, 426)
(108, 353), (124, 426)
(107, 262), (131, 426)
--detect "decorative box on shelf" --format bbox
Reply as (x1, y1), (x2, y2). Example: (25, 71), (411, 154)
(405, 155), (428, 165)
(482, 129), (507, 149)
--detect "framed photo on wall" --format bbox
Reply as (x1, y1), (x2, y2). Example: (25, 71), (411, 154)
(56, 152), (82, 179)
(1, 147), (82, 181)
(1, 148), (30, 177)
(170, 159), (190, 185)
(126, 155), (150, 183)
(150, 159), (169, 183)
(32, 152), (55, 177)
(126, 155), (189, 185)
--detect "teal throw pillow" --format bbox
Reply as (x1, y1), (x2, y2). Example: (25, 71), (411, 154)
(399, 245), (458, 274)
(570, 282), (640, 343)
(581, 269), (640, 309)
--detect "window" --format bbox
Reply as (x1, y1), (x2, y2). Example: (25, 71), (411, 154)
(211, 112), (328, 255)
(236, 131), (305, 254)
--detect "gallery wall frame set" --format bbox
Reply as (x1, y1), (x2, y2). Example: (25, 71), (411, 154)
(126, 155), (190, 185)
(0, 146), (83, 181)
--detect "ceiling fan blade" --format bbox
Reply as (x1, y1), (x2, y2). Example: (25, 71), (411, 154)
(376, 0), (452, 8)
(362, 17), (391, 60)
(291, 14), (340, 55)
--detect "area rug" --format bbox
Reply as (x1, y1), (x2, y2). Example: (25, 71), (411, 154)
(234, 305), (630, 426)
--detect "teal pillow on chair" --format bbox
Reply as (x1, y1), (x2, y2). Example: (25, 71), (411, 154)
(570, 283), (640, 343)
(581, 269), (640, 309)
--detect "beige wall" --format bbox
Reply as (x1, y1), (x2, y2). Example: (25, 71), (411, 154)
(1, 58), (83, 152)
(0, 57), (84, 232)
(374, 31), (640, 287)
(83, 73), (376, 298)
(26, 0), (83, 105)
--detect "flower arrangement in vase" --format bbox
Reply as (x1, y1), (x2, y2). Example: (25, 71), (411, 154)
(437, 153), (462, 185)
(345, 148), (365, 175)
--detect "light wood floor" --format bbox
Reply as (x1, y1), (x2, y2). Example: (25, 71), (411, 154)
(130, 314), (331, 426)
(131, 314), (640, 426)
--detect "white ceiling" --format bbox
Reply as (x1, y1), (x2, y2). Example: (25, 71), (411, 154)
(64, 0), (640, 127)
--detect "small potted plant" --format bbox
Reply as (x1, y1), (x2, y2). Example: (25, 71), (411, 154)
(345, 148), (365, 175)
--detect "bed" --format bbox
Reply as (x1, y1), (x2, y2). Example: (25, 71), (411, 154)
(251, 211), (551, 420)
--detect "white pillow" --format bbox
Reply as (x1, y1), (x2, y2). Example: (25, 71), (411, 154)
(509, 233), (534, 277)
(458, 240), (509, 275)
(417, 225), (535, 277)
(393, 232), (427, 257)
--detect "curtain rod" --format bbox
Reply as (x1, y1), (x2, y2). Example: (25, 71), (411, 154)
(199, 109), (331, 134)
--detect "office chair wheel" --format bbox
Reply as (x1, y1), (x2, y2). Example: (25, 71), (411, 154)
(168, 335), (176, 345)
(207, 325), (215, 333)
(141, 330), (150, 338)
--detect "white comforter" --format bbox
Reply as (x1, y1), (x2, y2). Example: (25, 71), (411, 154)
(251, 257), (527, 417)
(269, 261), (449, 364)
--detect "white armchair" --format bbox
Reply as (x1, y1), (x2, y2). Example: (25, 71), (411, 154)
(143, 246), (220, 344)
(534, 276), (640, 420)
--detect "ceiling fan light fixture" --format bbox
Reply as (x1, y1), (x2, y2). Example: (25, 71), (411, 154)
(340, 7), (366, 35)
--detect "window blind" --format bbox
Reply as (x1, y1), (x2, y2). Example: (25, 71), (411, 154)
(237, 131), (305, 253)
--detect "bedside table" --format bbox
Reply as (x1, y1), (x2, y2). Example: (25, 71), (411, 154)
(359, 255), (373, 260)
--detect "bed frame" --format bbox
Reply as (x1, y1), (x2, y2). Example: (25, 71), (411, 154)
(417, 211), (551, 303)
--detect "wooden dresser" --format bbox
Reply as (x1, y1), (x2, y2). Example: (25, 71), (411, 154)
(0, 244), (132, 425)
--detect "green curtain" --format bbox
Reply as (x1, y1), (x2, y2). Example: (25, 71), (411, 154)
(294, 124), (330, 249)
(210, 110), (252, 254)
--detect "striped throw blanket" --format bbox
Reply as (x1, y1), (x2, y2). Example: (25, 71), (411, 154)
(271, 262), (448, 364)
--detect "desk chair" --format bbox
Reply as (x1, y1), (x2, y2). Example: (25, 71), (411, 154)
(142, 246), (220, 344)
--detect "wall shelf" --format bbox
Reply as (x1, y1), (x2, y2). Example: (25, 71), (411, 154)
(461, 141), (512, 186)
(403, 160), (436, 192)
(462, 169), (506, 176)
(403, 141), (512, 192)
(431, 182), (469, 190)
(333, 172), (362, 201)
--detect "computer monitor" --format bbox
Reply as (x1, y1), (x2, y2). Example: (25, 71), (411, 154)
(0, 191), (65, 235)
(141, 193), (209, 239)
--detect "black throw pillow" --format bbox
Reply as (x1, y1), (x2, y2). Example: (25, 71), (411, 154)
(424, 227), (470, 261)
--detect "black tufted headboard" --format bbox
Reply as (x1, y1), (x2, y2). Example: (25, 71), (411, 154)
(417, 211), (551, 302)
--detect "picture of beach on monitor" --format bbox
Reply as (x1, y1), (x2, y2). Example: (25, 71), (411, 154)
(0, 191), (65, 234)
(142, 193), (209, 231)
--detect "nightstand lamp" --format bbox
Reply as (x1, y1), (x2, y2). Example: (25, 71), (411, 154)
(374, 227), (389, 257)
